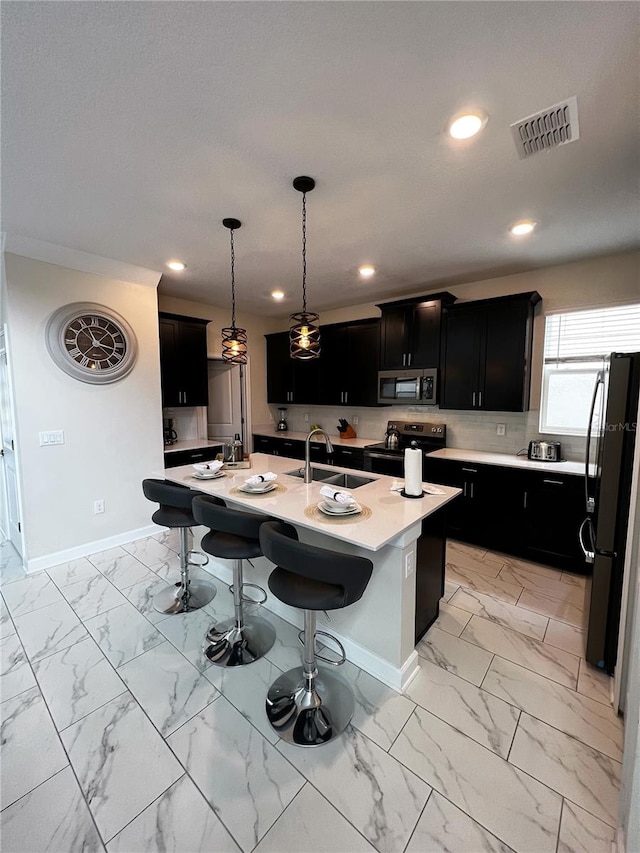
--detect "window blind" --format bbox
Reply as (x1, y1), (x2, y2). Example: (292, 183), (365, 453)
(544, 304), (640, 364)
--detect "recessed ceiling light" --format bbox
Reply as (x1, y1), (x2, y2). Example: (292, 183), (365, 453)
(358, 265), (376, 278)
(166, 260), (186, 271)
(448, 111), (488, 140)
(509, 220), (537, 236)
(271, 290), (285, 300)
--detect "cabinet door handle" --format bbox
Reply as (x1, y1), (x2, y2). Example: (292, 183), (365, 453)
(407, 352), (412, 366)
(402, 353), (406, 367)
(344, 391), (348, 404)
(543, 479), (564, 485)
(523, 490), (528, 509)
(461, 467), (478, 473)
(463, 482), (467, 497)
(478, 391), (482, 407)
(472, 391), (476, 407)
(470, 482), (474, 499)
(342, 450), (352, 455)
(191, 453), (204, 459)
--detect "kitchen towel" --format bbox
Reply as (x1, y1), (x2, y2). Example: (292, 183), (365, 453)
(245, 472), (277, 485)
(193, 460), (224, 473)
(319, 485), (357, 506)
(404, 446), (423, 496)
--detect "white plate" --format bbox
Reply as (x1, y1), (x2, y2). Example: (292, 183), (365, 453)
(192, 471), (225, 480)
(318, 500), (361, 516)
(239, 482), (276, 494)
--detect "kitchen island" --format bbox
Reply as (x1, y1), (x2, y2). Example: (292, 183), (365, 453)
(164, 453), (460, 691)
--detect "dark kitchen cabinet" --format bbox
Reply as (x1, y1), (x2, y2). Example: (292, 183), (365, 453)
(440, 292), (541, 412)
(159, 313), (209, 407)
(328, 446), (365, 471)
(265, 332), (319, 404)
(423, 455), (585, 572)
(521, 472), (585, 568)
(317, 319), (380, 407)
(377, 292), (456, 370)
(164, 445), (222, 469)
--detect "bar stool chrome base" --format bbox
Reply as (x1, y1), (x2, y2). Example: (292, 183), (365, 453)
(153, 531), (216, 615)
(203, 615), (275, 667)
(265, 667), (354, 747)
(154, 579), (216, 615)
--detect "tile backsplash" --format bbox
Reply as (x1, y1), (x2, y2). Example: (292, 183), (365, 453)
(266, 405), (585, 461)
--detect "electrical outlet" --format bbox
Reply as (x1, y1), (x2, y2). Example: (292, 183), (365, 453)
(304, 413), (309, 422)
(496, 423), (506, 436)
(94, 499), (105, 514)
(352, 416), (359, 426)
(404, 551), (415, 578)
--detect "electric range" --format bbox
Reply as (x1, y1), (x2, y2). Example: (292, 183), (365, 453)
(364, 421), (446, 476)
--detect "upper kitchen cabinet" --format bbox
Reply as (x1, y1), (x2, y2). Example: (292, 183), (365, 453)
(440, 292), (541, 412)
(317, 319), (380, 406)
(377, 292), (456, 370)
(159, 313), (209, 407)
(265, 331), (319, 404)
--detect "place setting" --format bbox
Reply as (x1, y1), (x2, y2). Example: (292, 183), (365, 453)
(191, 460), (226, 480)
(230, 472), (285, 497)
(305, 485), (371, 523)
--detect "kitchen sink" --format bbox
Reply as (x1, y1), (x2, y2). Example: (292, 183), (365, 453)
(284, 467), (375, 489)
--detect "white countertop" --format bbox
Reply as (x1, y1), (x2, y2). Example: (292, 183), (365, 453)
(427, 447), (586, 476)
(252, 425), (379, 450)
(164, 439), (224, 454)
(164, 452), (460, 552)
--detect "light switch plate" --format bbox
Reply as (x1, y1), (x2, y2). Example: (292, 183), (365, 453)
(39, 430), (64, 446)
(496, 423), (506, 436)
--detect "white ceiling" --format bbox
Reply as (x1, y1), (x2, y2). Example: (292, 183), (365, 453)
(3, 2), (639, 315)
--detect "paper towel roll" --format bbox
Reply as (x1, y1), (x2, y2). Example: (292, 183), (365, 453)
(404, 446), (423, 496)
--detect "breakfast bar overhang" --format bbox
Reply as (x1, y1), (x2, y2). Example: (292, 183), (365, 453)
(164, 453), (460, 692)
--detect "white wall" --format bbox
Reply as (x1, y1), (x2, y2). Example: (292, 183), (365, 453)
(4, 252), (164, 569)
(261, 251), (640, 456)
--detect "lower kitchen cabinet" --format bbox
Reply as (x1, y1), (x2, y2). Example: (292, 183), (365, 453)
(327, 445), (365, 470)
(423, 457), (585, 572)
(164, 445), (222, 468)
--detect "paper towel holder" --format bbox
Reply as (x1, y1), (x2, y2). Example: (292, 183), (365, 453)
(402, 440), (426, 498)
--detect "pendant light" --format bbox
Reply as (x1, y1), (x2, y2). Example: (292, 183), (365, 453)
(221, 218), (247, 364)
(289, 176), (320, 359)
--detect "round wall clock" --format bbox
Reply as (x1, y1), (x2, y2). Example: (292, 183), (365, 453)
(45, 302), (138, 385)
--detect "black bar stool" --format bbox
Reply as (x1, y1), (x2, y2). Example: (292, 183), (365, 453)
(259, 521), (373, 747)
(192, 495), (281, 667)
(142, 479), (218, 615)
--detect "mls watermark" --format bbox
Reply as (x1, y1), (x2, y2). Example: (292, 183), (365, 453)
(605, 422), (638, 432)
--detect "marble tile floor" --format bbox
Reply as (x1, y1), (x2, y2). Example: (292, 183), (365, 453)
(0, 534), (621, 853)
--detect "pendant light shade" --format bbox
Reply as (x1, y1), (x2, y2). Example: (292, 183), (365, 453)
(221, 218), (247, 364)
(289, 176), (320, 360)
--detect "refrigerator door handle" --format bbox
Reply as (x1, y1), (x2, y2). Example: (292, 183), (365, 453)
(578, 517), (595, 564)
(584, 370), (604, 514)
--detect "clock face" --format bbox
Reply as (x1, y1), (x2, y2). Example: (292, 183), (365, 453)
(46, 302), (138, 385)
(64, 314), (127, 373)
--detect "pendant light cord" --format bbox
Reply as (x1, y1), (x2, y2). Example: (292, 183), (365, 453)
(229, 227), (237, 328)
(301, 191), (307, 312)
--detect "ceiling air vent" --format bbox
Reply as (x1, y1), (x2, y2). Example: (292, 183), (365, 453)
(511, 96), (579, 159)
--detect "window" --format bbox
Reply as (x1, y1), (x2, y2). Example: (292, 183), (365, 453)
(540, 303), (640, 435)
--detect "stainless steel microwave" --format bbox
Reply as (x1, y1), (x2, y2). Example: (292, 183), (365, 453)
(377, 369), (438, 405)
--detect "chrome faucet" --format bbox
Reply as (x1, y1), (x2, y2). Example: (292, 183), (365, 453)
(304, 429), (334, 483)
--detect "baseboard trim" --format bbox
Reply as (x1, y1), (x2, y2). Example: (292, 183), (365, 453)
(202, 559), (416, 693)
(26, 525), (162, 573)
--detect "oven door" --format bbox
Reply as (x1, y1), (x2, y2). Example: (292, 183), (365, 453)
(378, 370), (422, 404)
(364, 450), (404, 477)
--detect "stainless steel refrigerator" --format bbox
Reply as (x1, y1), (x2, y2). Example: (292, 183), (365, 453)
(580, 352), (640, 673)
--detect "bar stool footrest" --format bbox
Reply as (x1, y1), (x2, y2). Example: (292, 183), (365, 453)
(228, 582), (268, 605)
(297, 629), (346, 666)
